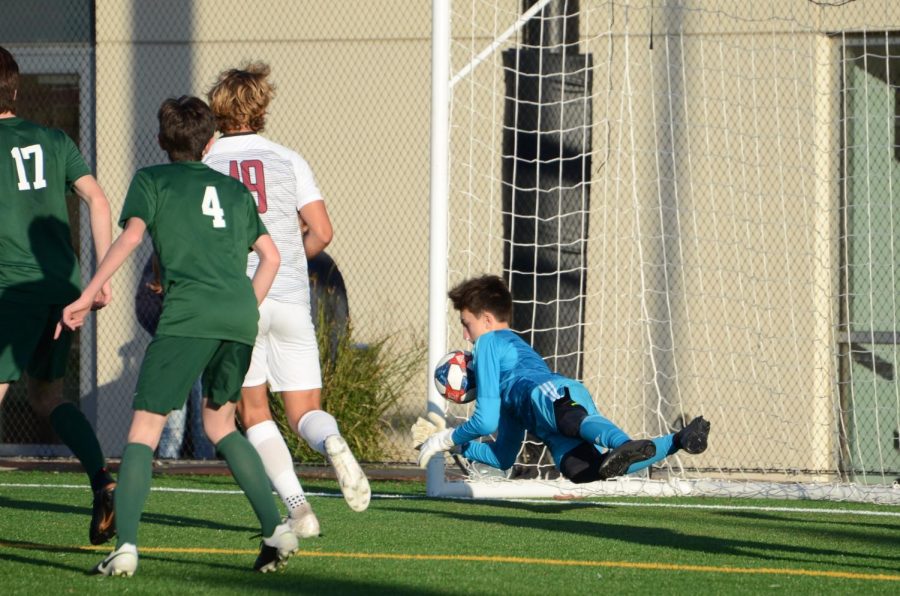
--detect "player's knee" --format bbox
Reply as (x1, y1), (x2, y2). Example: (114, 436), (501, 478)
(236, 396), (273, 427)
(283, 389), (321, 429)
(555, 398), (589, 439)
(203, 417), (237, 445)
(559, 442), (602, 484)
(27, 383), (65, 418)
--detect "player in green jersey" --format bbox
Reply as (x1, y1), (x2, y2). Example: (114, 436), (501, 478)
(0, 46), (117, 546)
(59, 95), (295, 577)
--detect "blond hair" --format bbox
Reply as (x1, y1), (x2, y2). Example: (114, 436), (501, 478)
(207, 61), (275, 133)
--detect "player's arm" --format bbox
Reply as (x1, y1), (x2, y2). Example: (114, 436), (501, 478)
(72, 174), (113, 309)
(452, 337), (502, 444)
(147, 252), (163, 294)
(298, 199), (332, 259)
(250, 233), (281, 305)
(416, 396), (514, 470)
(56, 217), (146, 337)
(460, 415), (524, 470)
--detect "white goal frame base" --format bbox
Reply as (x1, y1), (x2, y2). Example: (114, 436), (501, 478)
(429, 477), (900, 505)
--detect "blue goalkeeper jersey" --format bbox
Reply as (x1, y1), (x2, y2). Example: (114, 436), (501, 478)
(451, 329), (586, 468)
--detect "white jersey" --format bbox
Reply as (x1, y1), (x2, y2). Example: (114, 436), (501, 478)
(204, 133), (322, 305)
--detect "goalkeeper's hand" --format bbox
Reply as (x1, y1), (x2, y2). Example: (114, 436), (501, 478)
(411, 411), (448, 447)
(417, 428), (456, 468)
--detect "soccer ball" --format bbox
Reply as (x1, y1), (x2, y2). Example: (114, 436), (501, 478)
(433, 350), (476, 404)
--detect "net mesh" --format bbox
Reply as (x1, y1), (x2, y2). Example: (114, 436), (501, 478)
(437, 0), (900, 502)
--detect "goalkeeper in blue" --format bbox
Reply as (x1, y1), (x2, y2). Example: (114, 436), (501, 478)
(416, 275), (710, 482)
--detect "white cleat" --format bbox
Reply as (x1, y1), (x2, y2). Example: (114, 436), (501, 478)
(288, 502), (320, 538)
(93, 543), (138, 577)
(325, 435), (371, 512)
(254, 523), (299, 573)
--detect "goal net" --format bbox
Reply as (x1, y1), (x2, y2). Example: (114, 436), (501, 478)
(427, 0), (900, 503)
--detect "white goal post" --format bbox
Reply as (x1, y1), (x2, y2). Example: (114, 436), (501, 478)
(428, 0), (900, 503)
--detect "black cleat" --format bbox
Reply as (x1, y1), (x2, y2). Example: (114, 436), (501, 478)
(253, 523), (299, 573)
(90, 482), (117, 545)
(598, 439), (656, 480)
(677, 416), (710, 454)
(254, 544), (281, 573)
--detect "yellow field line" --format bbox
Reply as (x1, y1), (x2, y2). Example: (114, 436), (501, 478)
(2, 542), (893, 583)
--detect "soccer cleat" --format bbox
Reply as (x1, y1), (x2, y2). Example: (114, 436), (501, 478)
(90, 482), (117, 545)
(677, 416), (710, 454)
(253, 523), (299, 573)
(325, 435), (371, 512)
(287, 502), (320, 538)
(93, 543), (138, 577)
(598, 439), (657, 480)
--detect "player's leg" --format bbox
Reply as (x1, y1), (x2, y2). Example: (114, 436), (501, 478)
(0, 297), (42, 405)
(19, 302), (117, 544)
(551, 384), (630, 448)
(295, 401), (370, 513)
(95, 407), (169, 577)
(30, 376), (117, 544)
(554, 384), (709, 478)
(203, 398), (282, 534)
(114, 411), (168, 542)
(93, 408), (168, 577)
(94, 336), (213, 576)
(618, 417), (710, 474)
(240, 301), (319, 536)
(268, 300), (370, 512)
(240, 383), (319, 537)
(552, 382), (656, 478)
(203, 340), (298, 572)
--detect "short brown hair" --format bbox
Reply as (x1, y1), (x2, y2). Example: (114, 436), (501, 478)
(0, 46), (19, 114)
(207, 62), (275, 133)
(157, 96), (216, 162)
(448, 275), (513, 322)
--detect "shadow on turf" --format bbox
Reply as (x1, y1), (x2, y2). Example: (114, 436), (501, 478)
(0, 495), (256, 533)
(707, 509), (900, 552)
(0, 538), (95, 573)
(383, 502), (900, 573)
(141, 554), (452, 595)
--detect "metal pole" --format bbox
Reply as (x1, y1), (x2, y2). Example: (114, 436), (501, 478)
(427, 0), (451, 495)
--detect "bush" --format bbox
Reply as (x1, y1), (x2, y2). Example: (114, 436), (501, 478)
(268, 305), (425, 463)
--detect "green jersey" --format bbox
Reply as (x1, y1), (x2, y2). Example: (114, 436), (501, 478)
(121, 161), (268, 345)
(0, 117), (91, 304)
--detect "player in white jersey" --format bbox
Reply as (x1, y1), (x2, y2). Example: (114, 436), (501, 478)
(205, 63), (370, 538)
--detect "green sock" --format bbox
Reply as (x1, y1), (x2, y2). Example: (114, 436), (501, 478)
(216, 431), (281, 537)
(49, 403), (106, 482)
(115, 443), (154, 547)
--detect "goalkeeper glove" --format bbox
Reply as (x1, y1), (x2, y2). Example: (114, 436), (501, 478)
(411, 411), (448, 447)
(417, 428), (457, 469)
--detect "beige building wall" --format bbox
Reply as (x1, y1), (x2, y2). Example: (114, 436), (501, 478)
(92, 0), (435, 454)
(85, 1), (897, 474)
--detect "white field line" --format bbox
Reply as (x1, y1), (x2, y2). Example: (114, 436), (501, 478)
(1, 482), (899, 518)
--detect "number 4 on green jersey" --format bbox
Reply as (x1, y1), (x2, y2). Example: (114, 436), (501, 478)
(202, 186), (227, 228)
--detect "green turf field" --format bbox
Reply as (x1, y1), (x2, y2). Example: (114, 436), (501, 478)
(0, 470), (897, 594)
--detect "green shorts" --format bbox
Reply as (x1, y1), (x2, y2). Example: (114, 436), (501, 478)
(0, 299), (71, 383)
(133, 335), (253, 414)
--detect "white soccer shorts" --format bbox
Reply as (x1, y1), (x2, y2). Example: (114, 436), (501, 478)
(243, 298), (323, 391)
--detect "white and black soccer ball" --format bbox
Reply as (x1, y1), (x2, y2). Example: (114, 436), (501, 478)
(433, 350), (476, 404)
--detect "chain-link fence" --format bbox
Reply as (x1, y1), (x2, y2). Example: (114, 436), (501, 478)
(1, 0), (434, 463)
(3, 1), (900, 494)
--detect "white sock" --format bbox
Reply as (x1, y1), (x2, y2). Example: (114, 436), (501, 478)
(297, 410), (340, 456)
(245, 420), (306, 512)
